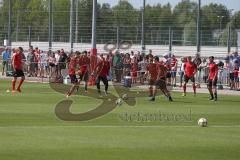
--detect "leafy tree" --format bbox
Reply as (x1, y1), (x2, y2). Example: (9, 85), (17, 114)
(173, 0), (198, 28)
(202, 3), (230, 30)
(183, 19), (196, 45)
(219, 11), (240, 47)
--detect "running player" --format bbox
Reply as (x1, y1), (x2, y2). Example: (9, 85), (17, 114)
(145, 56), (157, 100)
(66, 52), (78, 98)
(150, 57), (173, 102)
(92, 54), (110, 96)
(12, 47), (25, 93)
(78, 51), (90, 92)
(207, 56), (218, 101)
(182, 56), (197, 97)
(155, 57), (173, 101)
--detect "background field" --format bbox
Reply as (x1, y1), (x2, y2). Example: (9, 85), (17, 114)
(0, 80), (240, 160)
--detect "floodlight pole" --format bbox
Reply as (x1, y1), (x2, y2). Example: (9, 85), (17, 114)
(75, 0), (79, 43)
(8, 0), (12, 48)
(48, 0), (53, 53)
(91, 0), (97, 54)
(197, 0), (201, 53)
(141, 0), (146, 53)
(89, 0), (97, 85)
(70, 0), (74, 53)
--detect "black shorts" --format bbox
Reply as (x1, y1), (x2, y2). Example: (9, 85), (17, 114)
(171, 71), (177, 77)
(184, 75), (195, 83)
(166, 72), (171, 78)
(229, 73), (234, 81)
(149, 79), (156, 86)
(234, 77), (239, 83)
(79, 72), (89, 82)
(2, 61), (7, 66)
(69, 74), (78, 84)
(13, 69), (25, 77)
(49, 63), (55, 67)
(140, 72), (145, 76)
(208, 79), (217, 87)
(155, 78), (167, 89)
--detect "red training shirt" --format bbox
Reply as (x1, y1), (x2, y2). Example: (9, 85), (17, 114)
(79, 56), (90, 75)
(147, 63), (158, 81)
(184, 62), (197, 78)
(68, 58), (77, 75)
(209, 62), (218, 80)
(96, 59), (110, 77)
(12, 52), (24, 70)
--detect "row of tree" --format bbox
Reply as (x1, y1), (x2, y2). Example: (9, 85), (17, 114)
(0, 0), (239, 46)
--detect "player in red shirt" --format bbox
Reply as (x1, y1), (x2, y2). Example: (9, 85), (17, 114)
(12, 47), (25, 93)
(182, 56), (197, 96)
(66, 52), (78, 98)
(92, 54), (110, 96)
(208, 56), (219, 101)
(150, 57), (173, 102)
(145, 56), (157, 99)
(78, 51), (90, 92)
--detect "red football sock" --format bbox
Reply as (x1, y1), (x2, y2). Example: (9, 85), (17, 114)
(183, 84), (186, 93)
(12, 80), (16, 91)
(17, 79), (24, 91)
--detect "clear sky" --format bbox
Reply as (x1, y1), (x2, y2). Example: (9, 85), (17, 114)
(98, 0), (240, 12)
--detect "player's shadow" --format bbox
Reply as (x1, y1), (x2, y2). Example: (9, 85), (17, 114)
(50, 81), (172, 121)
(50, 83), (117, 121)
(50, 82), (148, 121)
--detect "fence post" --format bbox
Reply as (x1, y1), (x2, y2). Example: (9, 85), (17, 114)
(28, 26), (32, 47)
(141, 0), (146, 54)
(49, 0), (53, 53)
(117, 26), (119, 50)
(70, 0), (75, 53)
(227, 25), (231, 53)
(75, 0), (79, 43)
(169, 26), (172, 53)
(7, 0), (12, 48)
(197, 0), (201, 53)
(16, 10), (19, 42)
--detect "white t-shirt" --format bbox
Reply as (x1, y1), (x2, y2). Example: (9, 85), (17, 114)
(228, 60), (234, 73)
(55, 54), (60, 65)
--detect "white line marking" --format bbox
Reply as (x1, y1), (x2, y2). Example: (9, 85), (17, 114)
(0, 125), (240, 129)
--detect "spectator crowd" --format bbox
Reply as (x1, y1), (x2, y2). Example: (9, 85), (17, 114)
(1, 46), (240, 91)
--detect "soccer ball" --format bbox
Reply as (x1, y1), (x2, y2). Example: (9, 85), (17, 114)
(116, 98), (123, 106)
(198, 118), (208, 127)
(122, 94), (128, 100)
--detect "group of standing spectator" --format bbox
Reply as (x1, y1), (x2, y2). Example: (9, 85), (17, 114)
(1, 47), (240, 91)
(26, 46), (68, 78)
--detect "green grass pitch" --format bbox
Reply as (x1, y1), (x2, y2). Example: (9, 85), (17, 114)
(0, 80), (240, 160)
